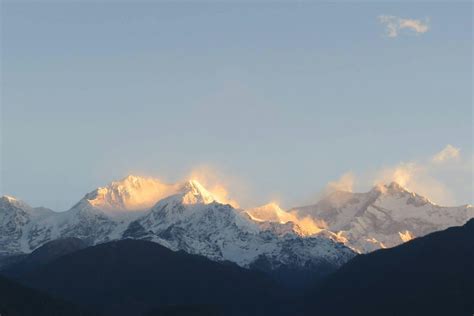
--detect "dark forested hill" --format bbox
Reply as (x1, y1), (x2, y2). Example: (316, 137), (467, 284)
(0, 275), (89, 316)
(14, 239), (286, 316)
(306, 219), (474, 316)
(1, 238), (87, 278)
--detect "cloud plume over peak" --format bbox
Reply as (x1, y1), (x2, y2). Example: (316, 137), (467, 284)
(326, 172), (355, 193)
(373, 161), (454, 205)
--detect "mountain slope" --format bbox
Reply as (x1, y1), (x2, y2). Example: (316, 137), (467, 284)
(1, 238), (87, 278)
(0, 275), (89, 316)
(17, 239), (285, 316)
(0, 196), (55, 255)
(306, 219), (474, 316)
(125, 181), (355, 282)
(292, 182), (473, 252)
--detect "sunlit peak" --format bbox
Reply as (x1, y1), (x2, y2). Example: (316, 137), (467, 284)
(247, 202), (327, 236)
(181, 179), (216, 205)
(88, 175), (179, 213)
(2, 195), (18, 203)
(185, 179), (209, 194)
(247, 202), (285, 223)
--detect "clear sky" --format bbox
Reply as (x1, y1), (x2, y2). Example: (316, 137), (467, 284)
(1, 1), (472, 211)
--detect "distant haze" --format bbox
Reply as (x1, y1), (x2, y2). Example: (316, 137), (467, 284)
(1, 2), (472, 210)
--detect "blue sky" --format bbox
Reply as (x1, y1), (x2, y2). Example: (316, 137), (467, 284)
(1, 2), (472, 210)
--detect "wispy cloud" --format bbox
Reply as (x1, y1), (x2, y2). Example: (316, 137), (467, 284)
(325, 172), (355, 193)
(378, 15), (430, 38)
(432, 144), (460, 164)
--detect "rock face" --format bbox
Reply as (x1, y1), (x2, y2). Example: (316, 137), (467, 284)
(291, 182), (473, 252)
(0, 177), (355, 277)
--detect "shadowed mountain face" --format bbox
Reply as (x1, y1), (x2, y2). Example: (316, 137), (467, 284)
(0, 275), (89, 316)
(14, 239), (287, 316)
(1, 238), (87, 278)
(305, 219), (474, 316)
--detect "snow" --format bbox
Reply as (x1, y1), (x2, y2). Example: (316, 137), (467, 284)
(86, 175), (180, 214)
(291, 182), (473, 252)
(1, 177), (471, 270)
(398, 230), (413, 242)
(0, 177), (355, 271)
(246, 203), (288, 223)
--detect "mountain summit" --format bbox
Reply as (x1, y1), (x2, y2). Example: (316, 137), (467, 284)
(80, 176), (228, 214)
(178, 180), (217, 205)
(292, 182), (473, 252)
(84, 175), (179, 214)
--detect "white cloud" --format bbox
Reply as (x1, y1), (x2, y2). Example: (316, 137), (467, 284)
(378, 15), (430, 38)
(432, 144), (460, 164)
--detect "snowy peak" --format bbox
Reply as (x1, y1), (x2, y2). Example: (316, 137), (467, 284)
(246, 202), (328, 237)
(0, 195), (33, 212)
(293, 182), (473, 253)
(0, 195), (55, 255)
(369, 181), (410, 194)
(179, 180), (216, 205)
(1, 195), (19, 203)
(384, 181), (406, 192)
(83, 175), (179, 213)
(80, 176), (229, 214)
(247, 202), (289, 223)
(371, 182), (429, 201)
(145, 179), (237, 230)
(0, 195), (52, 217)
(373, 182), (433, 208)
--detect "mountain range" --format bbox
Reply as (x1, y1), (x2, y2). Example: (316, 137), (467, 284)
(1, 175), (472, 285)
(2, 219), (472, 316)
(290, 181), (473, 252)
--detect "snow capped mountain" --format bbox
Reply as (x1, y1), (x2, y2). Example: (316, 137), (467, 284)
(247, 202), (291, 223)
(0, 194), (117, 254)
(291, 182), (474, 252)
(84, 175), (179, 214)
(125, 181), (353, 269)
(0, 196), (54, 255)
(2, 176), (471, 273)
(246, 202), (331, 237)
(178, 179), (218, 205)
(0, 177), (355, 273)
